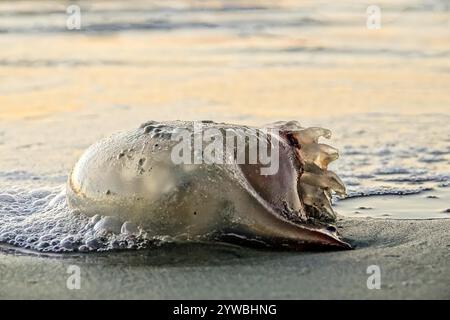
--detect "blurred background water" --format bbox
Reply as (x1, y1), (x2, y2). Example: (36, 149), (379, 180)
(1, 0), (449, 120)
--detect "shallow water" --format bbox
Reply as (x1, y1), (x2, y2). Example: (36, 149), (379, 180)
(0, 0), (449, 254)
(329, 114), (450, 220)
(336, 187), (450, 219)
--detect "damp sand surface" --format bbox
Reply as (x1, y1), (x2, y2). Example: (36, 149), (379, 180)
(1, 218), (449, 299)
(1, 0), (450, 299)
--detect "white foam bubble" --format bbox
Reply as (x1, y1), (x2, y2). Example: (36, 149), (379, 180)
(0, 186), (152, 253)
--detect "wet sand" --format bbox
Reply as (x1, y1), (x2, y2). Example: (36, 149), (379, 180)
(1, 217), (449, 299)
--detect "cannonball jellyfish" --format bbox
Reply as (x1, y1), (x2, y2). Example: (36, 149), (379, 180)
(67, 120), (350, 250)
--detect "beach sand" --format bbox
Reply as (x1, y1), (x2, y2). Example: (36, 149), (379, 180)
(1, 217), (449, 299)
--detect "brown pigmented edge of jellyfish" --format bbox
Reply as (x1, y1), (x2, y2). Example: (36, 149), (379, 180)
(295, 127), (346, 221)
(267, 121), (346, 222)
